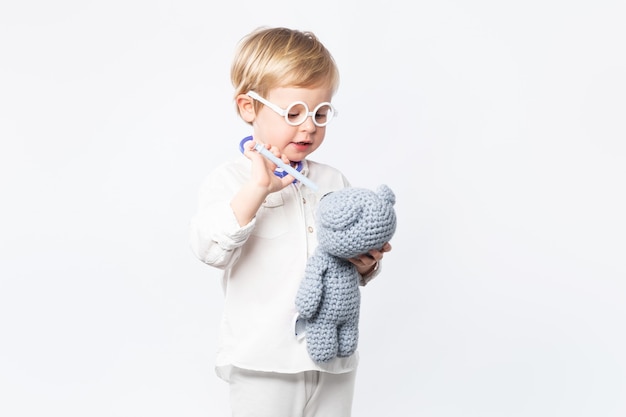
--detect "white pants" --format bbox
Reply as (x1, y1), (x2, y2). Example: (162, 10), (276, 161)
(229, 367), (357, 417)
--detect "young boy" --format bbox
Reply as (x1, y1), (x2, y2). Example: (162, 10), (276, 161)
(190, 26), (392, 417)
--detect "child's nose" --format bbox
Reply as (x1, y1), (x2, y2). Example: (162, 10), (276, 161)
(299, 115), (317, 131)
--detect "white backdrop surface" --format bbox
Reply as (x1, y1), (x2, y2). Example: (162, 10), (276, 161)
(1, 1), (624, 416)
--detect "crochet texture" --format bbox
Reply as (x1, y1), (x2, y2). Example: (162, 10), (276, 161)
(295, 184), (397, 363)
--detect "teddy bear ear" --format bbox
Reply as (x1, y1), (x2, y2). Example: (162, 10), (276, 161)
(377, 184), (396, 206)
(319, 195), (363, 231)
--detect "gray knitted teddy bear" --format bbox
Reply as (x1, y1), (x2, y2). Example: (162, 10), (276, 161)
(295, 184), (397, 363)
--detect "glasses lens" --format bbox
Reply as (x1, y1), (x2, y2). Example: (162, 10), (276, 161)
(314, 104), (334, 126)
(285, 102), (308, 126)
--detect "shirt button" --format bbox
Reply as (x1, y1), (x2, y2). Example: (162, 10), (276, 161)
(308, 226), (314, 233)
(302, 197), (307, 204)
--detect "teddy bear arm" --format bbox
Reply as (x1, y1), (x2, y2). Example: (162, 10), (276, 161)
(295, 255), (326, 319)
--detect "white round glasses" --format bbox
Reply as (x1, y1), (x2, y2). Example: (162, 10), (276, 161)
(247, 91), (338, 127)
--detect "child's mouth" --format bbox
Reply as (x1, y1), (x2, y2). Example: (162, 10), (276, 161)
(292, 142), (311, 150)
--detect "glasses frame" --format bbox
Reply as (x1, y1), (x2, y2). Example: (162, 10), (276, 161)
(247, 90), (337, 127)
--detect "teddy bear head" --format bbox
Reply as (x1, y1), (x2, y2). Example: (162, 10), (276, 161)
(316, 184), (397, 259)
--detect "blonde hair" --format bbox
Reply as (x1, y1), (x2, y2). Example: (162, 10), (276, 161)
(231, 27), (340, 114)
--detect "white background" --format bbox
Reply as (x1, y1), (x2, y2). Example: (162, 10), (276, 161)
(1, 1), (625, 416)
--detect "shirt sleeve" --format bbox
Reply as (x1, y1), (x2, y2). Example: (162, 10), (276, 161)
(189, 164), (256, 270)
(359, 261), (382, 286)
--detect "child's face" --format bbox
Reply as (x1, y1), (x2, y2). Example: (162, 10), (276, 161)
(252, 86), (334, 162)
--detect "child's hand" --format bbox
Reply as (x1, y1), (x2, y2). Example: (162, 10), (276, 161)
(349, 242), (392, 276)
(243, 140), (295, 193)
(231, 140), (294, 226)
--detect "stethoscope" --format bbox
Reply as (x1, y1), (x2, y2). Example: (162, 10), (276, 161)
(239, 136), (303, 182)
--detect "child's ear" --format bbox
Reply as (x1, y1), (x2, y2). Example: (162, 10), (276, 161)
(236, 94), (256, 123)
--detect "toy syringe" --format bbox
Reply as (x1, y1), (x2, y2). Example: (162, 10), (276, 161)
(253, 143), (319, 192)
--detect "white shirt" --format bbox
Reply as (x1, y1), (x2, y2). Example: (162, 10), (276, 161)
(190, 154), (360, 381)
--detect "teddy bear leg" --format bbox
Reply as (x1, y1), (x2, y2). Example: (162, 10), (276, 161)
(337, 321), (359, 357)
(306, 322), (339, 363)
